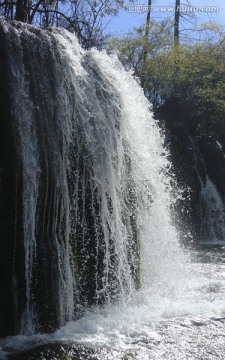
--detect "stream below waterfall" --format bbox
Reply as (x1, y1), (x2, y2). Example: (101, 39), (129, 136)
(1, 245), (225, 360)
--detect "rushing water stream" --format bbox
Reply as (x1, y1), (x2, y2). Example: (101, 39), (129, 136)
(0, 20), (225, 360)
(1, 245), (225, 359)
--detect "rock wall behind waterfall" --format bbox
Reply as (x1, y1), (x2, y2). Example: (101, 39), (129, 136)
(168, 133), (225, 244)
(0, 23), (24, 337)
(0, 20), (75, 336)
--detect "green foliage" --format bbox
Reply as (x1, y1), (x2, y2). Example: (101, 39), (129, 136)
(108, 21), (225, 141)
(108, 19), (174, 72)
(155, 42), (225, 138)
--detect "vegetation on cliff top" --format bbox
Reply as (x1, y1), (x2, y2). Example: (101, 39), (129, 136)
(108, 21), (225, 143)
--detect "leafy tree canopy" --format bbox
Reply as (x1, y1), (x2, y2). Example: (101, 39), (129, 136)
(107, 21), (225, 141)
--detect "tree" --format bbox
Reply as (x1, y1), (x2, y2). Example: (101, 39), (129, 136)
(108, 21), (225, 141)
(141, 0), (151, 87)
(174, 0), (180, 45)
(0, 0), (125, 49)
(154, 27), (225, 140)
(107, 18), (174, 89)
(173, 0), (197, 46)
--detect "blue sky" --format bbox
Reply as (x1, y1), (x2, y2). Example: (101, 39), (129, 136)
(105, 0), (225, 38)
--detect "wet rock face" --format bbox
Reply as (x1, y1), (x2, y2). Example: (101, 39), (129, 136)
(168, 135), (203, 243)
(197, 136), (225, 199)
(0, 22), (61, 337)
(0, 29), (25, 337)
(169, 134), (225, 244)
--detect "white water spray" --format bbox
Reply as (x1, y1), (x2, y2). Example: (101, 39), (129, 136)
(1, 20), (185, 337)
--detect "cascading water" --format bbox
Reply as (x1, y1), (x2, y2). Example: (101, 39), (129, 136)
(0, 19), (185, 339)
(188, 136), (225, 244)
(201, 177), (225, 243)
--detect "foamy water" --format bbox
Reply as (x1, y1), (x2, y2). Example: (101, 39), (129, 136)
(1, 247), (225, 359)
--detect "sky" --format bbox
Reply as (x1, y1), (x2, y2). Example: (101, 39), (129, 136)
(105, 0), (225, 39)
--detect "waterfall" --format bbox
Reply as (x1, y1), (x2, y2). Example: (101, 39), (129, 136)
(0, 19), (184, 338)
(187, 136), (225, 244)
(201, 177), (225, 243)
